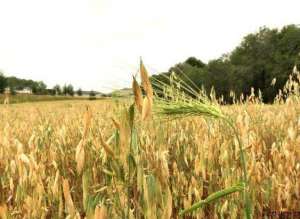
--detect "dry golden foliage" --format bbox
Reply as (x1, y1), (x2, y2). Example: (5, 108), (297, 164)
(133, 59), (153, 120)
(98, 132), (115, 158)
(0, 204), (7, 219)
(0, 98), (299, 218)
(75, 139), (85, 174)
(142, 95), (152, 121)
(132, 76), (143, 114)
(140, 59), (153, 100)
(62, 178), (76, 217)
(111, 117), (121, 130)
(83, 106), (92, 138)
(94, 205), (107, 219)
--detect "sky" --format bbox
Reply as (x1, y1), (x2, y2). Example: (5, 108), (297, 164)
(0, 0), (299, 92)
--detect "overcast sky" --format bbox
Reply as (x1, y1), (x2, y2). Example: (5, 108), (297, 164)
(0, 0), (299, 92)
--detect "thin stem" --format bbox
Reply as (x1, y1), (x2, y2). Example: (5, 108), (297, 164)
(179, 183), (245, 216)
(223, 117), (252, 219)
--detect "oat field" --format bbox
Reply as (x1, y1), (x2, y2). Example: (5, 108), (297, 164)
(0, 65), (300, 219)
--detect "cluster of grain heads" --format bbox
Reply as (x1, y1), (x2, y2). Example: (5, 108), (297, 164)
(136, 62), (252, 218)
(130, 60), (174, 219)
(282, 65), (300, 102)
(132, 76), (143, 114)
(1, 66), (300, 218)
(132, 59), (153, 121)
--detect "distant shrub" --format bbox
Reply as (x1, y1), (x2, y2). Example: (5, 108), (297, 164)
(89, 90), (96, 100)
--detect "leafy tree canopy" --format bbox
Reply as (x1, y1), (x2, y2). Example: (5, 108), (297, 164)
(152, 25), (300, 103)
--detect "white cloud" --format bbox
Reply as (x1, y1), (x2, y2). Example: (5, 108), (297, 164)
(0, 0), (299, 92)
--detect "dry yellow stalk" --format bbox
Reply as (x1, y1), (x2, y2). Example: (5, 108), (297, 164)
(62, 178), (76, 217)
(162, 186), (172, 219)
(0, 204), (7, 219)
(111, 117), (121, 130)
(75, 139), (85, 174)
(19, 153), (30, 165)
(98, 133), (115, 158)
(94, 205), (107, 219)
(83, 106), (92, 139)
(52, 170), (60, 198)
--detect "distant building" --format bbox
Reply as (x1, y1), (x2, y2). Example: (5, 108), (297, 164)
(16, 87), (32, 94)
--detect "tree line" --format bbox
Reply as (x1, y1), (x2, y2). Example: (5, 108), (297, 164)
(1, 24), (299, 102)
(152, 25), (300, 103)
(0, 75), (97, 97)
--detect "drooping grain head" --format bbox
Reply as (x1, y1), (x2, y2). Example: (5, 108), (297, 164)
(132, 76), (143, 114)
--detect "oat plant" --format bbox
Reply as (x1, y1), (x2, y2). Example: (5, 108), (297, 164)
(135, 61), (252, 218)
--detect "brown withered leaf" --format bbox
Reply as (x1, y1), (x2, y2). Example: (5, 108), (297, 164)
(132, 76), (143, 114)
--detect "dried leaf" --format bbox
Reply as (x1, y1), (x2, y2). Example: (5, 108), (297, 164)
(142, 96), (152, 120)
(0, 204), (7, 219)
(75, 139), (85, 174)
(94, 205), (107, 219)
(132, 76), (143, 113)
(140, 59), (153, 100)
(98, 133), (115, 158)
(62, 179), (76, 217)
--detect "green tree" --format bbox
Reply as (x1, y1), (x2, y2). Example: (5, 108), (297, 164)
(9, 86), (16, 95)
(6, 76), (47, 94)
(77, 88), (83, 96)
(230, 25), (300, 101)
(153, 25), (300, 103)
(67, 84), (74, 96)
(0, 72), (7, 93)
(185, 57), (206, 68)
(62, 84), (74, 96)
(36, 81), (47, 94)
(53, 85), (62, 95)
(206, 58), (234, 100)
(62, 84), (68, 96)
(89, 90), (96, 100)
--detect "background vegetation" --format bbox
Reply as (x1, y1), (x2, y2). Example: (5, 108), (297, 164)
(152, 25), (300, 103)
(0, 94), (92, 104)
(1, 25), (300, 104)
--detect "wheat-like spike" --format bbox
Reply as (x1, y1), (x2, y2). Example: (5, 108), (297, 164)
(142, 96), (152, 121)
(52, 170), (60, 198)
(75, 139), (85, 174)
(132, 76), (143, 114)
(98, 133), (115, 158)
(140, 59), (153, 100)
(111, 117), (121, 130)
(83, 106), (92, 139)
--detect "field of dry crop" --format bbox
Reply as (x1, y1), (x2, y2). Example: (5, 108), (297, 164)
(0, 63), (300, 219)
(0, 98), (299, 219)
